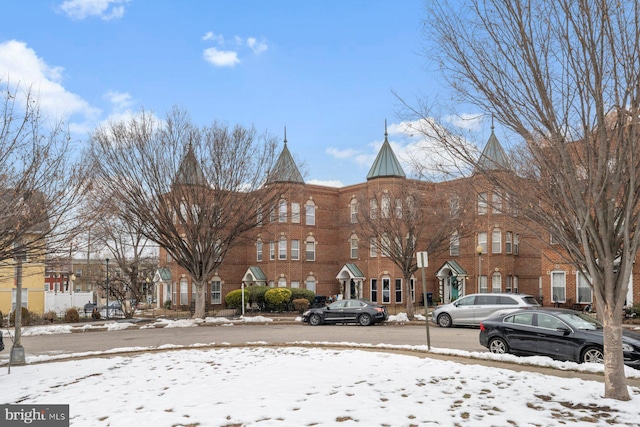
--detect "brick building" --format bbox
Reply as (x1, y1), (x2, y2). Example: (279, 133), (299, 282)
(154, 126), (558, 312)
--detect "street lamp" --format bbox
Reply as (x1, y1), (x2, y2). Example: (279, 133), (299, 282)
(476, 245), (484, 293)
(105, 258), (110, 320)
(146, 277), (151, 306)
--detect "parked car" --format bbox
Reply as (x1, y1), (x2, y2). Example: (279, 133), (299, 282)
(100, 301), (123, 318)
(479, 308), (640, 367)
(0, 333), (4, 352)
(83, 302), (97, 315)
(302, 299), (388, 326)
(432, 293), (540, 327)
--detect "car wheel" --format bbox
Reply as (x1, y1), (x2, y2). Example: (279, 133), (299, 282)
(358, 313), (373, 326)
(488, 337), (509, 354)
(437, 313), (453, 328)
(309, 313), (322, 326)
(581, 346), (604, 364)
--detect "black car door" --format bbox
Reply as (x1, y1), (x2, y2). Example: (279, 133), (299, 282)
(325, 300), (347, 323)
(500, 312), (538, 354)
(529, 313), (578, 361)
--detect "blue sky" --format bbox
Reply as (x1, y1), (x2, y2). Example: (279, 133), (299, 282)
(0, 0), (490, 187)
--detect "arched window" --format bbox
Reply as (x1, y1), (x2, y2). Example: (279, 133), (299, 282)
(256, 239), (263, 262)
(492, 272), (502, 293)
(305, 236), (316, 261)
(305, 200), (316, 225)
(279, 236), (287, 260)
(492, 228), (502, 253)
(350, 198), (358, 223)
(278, 277), (287, 287)
(278, 199), (287, 223)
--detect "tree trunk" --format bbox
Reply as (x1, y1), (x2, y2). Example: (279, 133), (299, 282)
(601, 308), (631, 401)
(405, 277), (415, 319)
(194, 281), (206, 319)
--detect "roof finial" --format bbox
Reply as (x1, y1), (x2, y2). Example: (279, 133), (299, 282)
(384, 119), (388, 139)
(284, 126), (287, 145)
(491, 113), (495, 131)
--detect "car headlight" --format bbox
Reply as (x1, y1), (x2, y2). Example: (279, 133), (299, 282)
(303, 310), (310, 316)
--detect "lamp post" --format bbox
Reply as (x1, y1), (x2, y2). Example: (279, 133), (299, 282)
(105, 258), (110, 320)
(476, 245), (483, 293)
(10, 245), (27, 366)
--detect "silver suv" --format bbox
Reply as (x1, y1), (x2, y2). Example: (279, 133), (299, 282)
(432, 293), (540, 327)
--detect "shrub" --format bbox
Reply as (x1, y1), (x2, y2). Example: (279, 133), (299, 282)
(265, 288), (292, 312)
(0, 310), (3, 327)
(248, 286), (269, 310)
(163, 300), (172, 310)
(292, 298), (310, 313)
(64, 307), (80, 323)
(43, 311), (58, 324)
(10, 307), (32, 326)
(225, 289), (247, 309)
(289, 288), (315, 303)
(92, 308), (101, 320)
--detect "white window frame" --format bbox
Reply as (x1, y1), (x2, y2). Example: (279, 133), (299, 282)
(278, 200), (287, 223)
(180, 279), (188, 306)
(305, 203), (316, 225)
(505, 231), (513, 254)
(211, 280), (221, 304)
(491, 272), (501, 293)
(395, 278), (402, 303)
(291, 239), (300, 260)
(478, 232), (487, 254)
(256, 240), (263, 262)
(278, 237), (287, 260)
(350, 235), (358, 259)
(306, 239), (316, 261)
(577, 273), (592, 304)
(492, 229), (502, 254)
(479, 275), (488, 293)
(370, 198), (378, 219)
(382, 277), (391, 303)
(269, 241), (275, 260)
(478, 192), (488, 215)
(369, 238), (377, 257)
(291, 202), (300, 223)
(350, 199), (358, 223)
(450, 232), (460, 256)
(551, 271), (566, 303)
(370, 278), (378, 302)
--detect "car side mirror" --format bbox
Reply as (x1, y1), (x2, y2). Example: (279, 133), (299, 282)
(557, 326), (571, 335)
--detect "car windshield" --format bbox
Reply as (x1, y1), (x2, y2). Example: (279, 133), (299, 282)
(557, 312), (602, 330)
(521, 296), (541, 306)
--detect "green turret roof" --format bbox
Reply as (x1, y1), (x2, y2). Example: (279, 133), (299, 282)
(366, 122), (406, 180)
(475, 127), (511, 172)
(266, 129), (304, 184)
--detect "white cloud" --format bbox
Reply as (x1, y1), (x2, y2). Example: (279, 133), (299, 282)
(58, 0), (130, 21)
(203, 47), (240, 67)
(306, 179), (343, 188)
(247, 37), (268, 54)
(202, 32), (268, 68)
(105, 90), (134, 111)
(202, 32), (224, 44)
(326, 147), (358, 159)
(445, 113), (485, 131)
(0, 40), (101, 126)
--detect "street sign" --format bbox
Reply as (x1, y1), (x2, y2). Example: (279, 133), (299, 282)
(416, 251), (428, 268)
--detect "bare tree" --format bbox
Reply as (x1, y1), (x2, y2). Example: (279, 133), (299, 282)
(0, 80), (85, 275)
(419, 0), (640, 400)
(88, 107), (281, 318)
(85, 195), (158, 318)
(352, 179), (471, 318)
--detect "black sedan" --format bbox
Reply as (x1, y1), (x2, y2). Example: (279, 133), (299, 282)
(479, 308), (640, 367)
(302, 299), (389, 326)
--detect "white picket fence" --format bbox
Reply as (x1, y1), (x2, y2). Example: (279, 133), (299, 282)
(44, 291), (95, 314)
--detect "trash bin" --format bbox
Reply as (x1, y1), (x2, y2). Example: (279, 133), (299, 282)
(426, 292), (433, 306)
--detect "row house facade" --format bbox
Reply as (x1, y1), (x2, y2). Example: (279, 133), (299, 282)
(155, 126), (552, 312)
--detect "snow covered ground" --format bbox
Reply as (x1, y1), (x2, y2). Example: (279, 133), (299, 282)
(1, 315), (640, 426)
